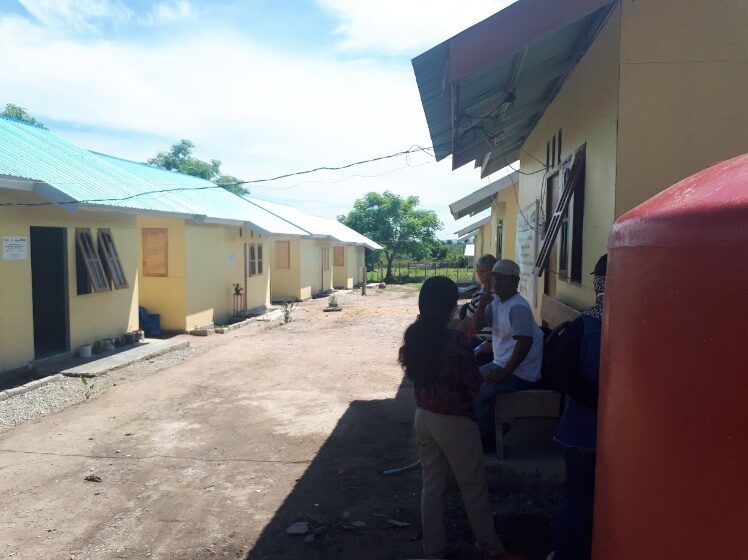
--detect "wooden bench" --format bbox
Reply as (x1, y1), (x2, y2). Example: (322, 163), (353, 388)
(494, 390), (563, 459)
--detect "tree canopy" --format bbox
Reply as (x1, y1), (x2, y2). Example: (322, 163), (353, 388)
(1, 104), (46, 128)
(339, 191), (442, 282)
(148, 139), (247, 195)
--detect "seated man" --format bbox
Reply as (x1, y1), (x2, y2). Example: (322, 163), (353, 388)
(472, 259), (544, 449)
(458, 254), (497, 366)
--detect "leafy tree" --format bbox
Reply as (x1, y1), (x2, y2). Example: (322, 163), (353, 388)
(1, 103), (46, 128)
(339, 191), (442, 282)
(429, 240), (449, 261)
(148, 139), (248, 195)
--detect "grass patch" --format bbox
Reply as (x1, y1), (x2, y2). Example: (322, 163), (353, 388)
(367, 267), (474, 284)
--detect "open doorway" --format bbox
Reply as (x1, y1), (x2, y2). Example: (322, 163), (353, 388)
(30, 227), (69, 358)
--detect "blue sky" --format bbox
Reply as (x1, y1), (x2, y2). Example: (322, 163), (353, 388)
(0, 0), (516, 237)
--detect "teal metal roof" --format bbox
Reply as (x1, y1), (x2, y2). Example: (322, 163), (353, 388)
(0, 116), (306, 236)
(412, 0), (617, 171)
(245, 197), (382, 250)
(95, 154), (307, 236)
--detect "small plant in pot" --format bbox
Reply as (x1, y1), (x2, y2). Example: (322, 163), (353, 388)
(328, 295), (339, 308)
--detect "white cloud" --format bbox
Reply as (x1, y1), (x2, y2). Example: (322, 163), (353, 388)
(17, 0), (131, 31)
(140, 0), (195, 26)
(0, 10), (508, 236)
(315, 0), (517, 55)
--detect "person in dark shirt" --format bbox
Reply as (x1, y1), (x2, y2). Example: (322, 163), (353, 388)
(399, 276), (521, 560)
(547, 255), (607, 560)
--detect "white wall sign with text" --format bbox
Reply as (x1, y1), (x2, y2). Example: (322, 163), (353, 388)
(515, 202), (539, 308)
(3, 236), (28, 261)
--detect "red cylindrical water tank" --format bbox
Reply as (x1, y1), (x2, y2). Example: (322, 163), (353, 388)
(594, 154), (748, 559)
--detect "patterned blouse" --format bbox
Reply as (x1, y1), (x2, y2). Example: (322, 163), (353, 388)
(414, 330), (483, 420)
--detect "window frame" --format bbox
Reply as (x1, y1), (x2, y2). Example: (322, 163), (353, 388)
(98, 228), (128, 289)
(245, 242), (264, 277)
(75, 228), (110, 294)
(534, 145), (586, 279)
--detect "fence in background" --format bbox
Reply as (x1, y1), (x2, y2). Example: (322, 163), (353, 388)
(366, 261), (475, 284)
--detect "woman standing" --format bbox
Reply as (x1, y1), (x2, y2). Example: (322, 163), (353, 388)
(399, 276), (521, 560)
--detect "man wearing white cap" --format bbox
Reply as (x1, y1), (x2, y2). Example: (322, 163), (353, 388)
(472, 258), (544, 449)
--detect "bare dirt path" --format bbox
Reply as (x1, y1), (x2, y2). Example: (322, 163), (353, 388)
(0, 287), (554, 560)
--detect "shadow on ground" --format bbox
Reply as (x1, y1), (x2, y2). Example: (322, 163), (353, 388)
(244, 378), (559, 560)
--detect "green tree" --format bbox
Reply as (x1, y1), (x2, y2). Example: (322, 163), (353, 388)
(1, 103), (46, 128)
(339, 191), (442, 282)
(148, 139), (248, 195)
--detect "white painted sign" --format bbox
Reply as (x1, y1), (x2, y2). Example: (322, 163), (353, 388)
(227, 252), (236, 266)
(3, 236), (28, 261)
(515, 202), (539, 308)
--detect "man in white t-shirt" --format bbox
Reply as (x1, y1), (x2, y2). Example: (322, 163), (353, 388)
(472, 259), (544, 447)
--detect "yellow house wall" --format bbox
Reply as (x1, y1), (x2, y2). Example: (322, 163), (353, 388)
(333, 245), (351, 289)
(270, 237), (302, 301)
(184, 222), (260, 329)
(489, 184), (519, 261)
(299, 238), (324, 299)
(320, 242), (333, 293)
(518, 5), (621, 313)
(615, 0), (748, 216)
(137, 216), (187, 331)
(0, 190), (138, 371)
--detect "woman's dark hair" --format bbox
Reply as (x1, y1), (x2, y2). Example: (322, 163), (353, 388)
(398, 276), (458, 387)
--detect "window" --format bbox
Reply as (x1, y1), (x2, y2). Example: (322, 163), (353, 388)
(98, 229), (128, 289)
(75, 228), (110, 294)
(496, 221), (504, 260)
(534, 145), (586, 280)
(142, 228), (168, 277)
(322, 247), (331, 271)
(333, 246), (345, 267)
(275, 240), (290, 269)
(245, 243), (263, 277)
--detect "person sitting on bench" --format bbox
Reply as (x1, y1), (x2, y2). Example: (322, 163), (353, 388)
(458, 254), (497, 366)
(472, 259), (544, 451)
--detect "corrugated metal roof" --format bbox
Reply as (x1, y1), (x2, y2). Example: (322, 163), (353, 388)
(455, 215), (491, 238)
(95, 153), (307, 236)
(246, 197), (382, 250)
(449, 171), (518, 219)
(412, 0), (616, 171)
(0, 116), (306, 236)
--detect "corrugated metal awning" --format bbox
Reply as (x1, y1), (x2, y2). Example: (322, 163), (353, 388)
(455, 215), (491, 238)
(412, 0), (616, 172)
(449, 170), (518, 220)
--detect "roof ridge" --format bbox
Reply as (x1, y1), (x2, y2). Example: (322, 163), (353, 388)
(0, 114), (48, 130)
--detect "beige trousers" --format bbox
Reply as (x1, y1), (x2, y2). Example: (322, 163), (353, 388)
(414, 407), (503, 555)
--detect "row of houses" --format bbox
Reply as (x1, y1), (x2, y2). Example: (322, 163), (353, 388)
(0, 116), (380, 373)
(415, 0), (747, 325)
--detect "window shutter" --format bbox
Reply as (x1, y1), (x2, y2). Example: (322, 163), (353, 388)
(249, 244), (257, 276)
(533, 148), (585, 277)
(143, 228), (168, 277)
(98, 229), (128, 289)
(275, 240), (290, 269)
(75, 228), (110, 292)
(334, 246), (345, 267)
(257, 244), (263, 275)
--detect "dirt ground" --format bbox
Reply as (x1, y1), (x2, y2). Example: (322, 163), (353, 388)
(0, 287), (557, 560)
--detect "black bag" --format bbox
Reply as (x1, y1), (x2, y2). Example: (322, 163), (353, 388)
(540, 316), (598, 409)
